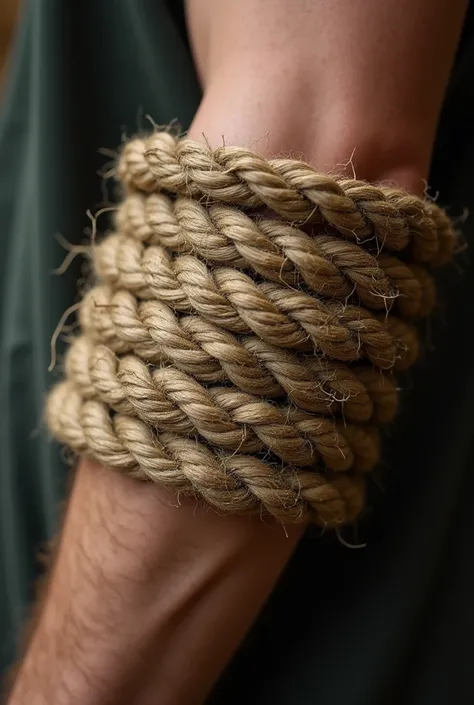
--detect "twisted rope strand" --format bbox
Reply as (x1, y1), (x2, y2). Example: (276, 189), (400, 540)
(70, 303), (398, 424)
(114, 193), (436, 317)
(80, 284), (418, 375)
(46, 133), (456, 524)
(384, 189), (456, 266)
(65, 337), (381, 471)
(118, 133), (454, 263)
(93, 239), (418, 369)
(46, 380), (365, 526)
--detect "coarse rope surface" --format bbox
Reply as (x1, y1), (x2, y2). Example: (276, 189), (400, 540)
(118, 133), (455, 265)
(64, 337), (381, 472)
(47, 381), (365, 525)
(90, 255), (420, 370)
(116, 193), (437, 318)
(46, 133), (455, 525)
(65, 333), (399, 423)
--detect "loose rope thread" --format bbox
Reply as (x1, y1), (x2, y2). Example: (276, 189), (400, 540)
(46, 133), (455, 526)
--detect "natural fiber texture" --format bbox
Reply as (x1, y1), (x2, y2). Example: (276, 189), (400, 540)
(66, 333), (398, 423)
(88, 260), (419, 370)
(64, 337), (381, 472)
(115, 193), (436, 318)
(46, 132), (456, 526)
(118, 133), (455, 264)
(48, 381), (365, 525)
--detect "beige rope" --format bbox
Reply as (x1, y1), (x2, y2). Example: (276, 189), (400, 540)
(65, 337), (381, 472)
(116, 193), (436, 318)
(118, 133), (455, 264)
(46, 132), (455, 525)
(65, 333), (398, 423)
(91, 246), (419, 370)
(47, 381), (365, 526)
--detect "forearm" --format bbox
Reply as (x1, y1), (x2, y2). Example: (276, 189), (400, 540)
(8, 460), (303, 705)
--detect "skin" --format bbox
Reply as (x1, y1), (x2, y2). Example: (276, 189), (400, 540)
(7, 1), (467, 703)
(188, 0), (466, 184)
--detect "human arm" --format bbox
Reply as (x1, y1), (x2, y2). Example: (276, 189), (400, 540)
(7, 460), (302, 705)
(7, 2), (466, 704)
(188, 0), (467, 189)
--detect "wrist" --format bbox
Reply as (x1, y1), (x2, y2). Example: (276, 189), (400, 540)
(191, 76), (428, 193)
(313, 114), (429, 191)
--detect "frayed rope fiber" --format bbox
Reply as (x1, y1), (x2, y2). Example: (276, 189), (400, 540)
(46, 132), (456, 526)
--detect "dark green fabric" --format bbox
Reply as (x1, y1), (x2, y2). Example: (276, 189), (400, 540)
(1, 2), (474, 703)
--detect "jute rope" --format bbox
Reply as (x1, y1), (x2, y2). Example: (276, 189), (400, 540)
(115, 193), (436, 318)
(118, 133), (455, 265)
(64, 337), (381, 472)
(65, 331), (399, 423)
(48, 381), (365, 525)
(46, 133), (456, 526)
(89, 254), (420, 370)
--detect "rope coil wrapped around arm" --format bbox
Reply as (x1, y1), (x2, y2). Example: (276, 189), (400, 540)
(46, 133), (456, 526)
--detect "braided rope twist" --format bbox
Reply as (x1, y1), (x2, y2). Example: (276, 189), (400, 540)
(66, 327), (398, 424)
(65, 336), (381, 472)
(46, 133), (455, 524)
(46, 381), (365, 526)
(118, 133), (455, 264)
(114, 193), (436, 318)
(93, 240), (419, 370)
